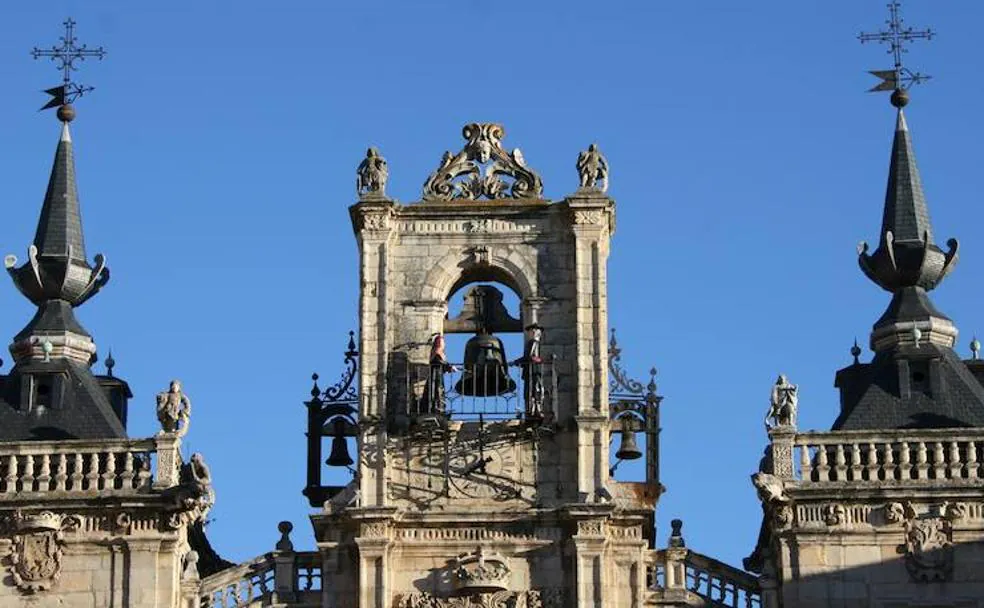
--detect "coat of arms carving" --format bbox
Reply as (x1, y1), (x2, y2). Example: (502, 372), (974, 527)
(6, 511), (80, 593)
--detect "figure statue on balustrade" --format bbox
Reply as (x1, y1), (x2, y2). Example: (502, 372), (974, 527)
(356, 147), (389, 197)
(513, 323), (545, 417)
(765, 374), (798, 430)
(157, 380), (191, 437)
(577, 143), (609, 192)
(420, 333), (455, 414)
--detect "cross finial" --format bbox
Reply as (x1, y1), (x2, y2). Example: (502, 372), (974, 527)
(31, 18), (106, 115)
(859, 1), (933, 105)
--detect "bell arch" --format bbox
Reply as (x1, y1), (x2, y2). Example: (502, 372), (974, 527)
(420, 246), (538, 306)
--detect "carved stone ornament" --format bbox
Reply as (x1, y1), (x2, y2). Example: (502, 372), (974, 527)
(576, 519), (606, 537)
(765, 374), (797, 430)
(751, 472), (792, 530)
(823, 504), (846, 526)
(453, 547), (510, 594)
(156, 379), (191, 437)
(422, 123), (544, 201)
(884, 502), (954, 582)
(361, 212), (390, 231)
(356, 147), (389, 198)
(166, 453), (215, 530)
(576, 143), (609, 192)
(7, 511), (81, 593)
(398, 589), (562, 608)
(572, 209), (604, 226)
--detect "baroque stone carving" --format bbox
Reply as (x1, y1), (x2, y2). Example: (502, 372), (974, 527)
(7, 511), (80, 593)
(823, 504), (846, 526)
(397, 590), (561, 608)
(751, 472), (792, 530)
(453, 547), (510, 594)
(884, 502), (954, 582)
(422, 123), (543, 201)
(572, 210), (603, 225)
(166, 453), (215, 529)
(356, 147), (389, 197)
(765, 374), (797, 430)
(157, 379), (191, 437)
(576, 519), (605, 537)
(576, 143), (609, 192)
(362, 212), (390, 231)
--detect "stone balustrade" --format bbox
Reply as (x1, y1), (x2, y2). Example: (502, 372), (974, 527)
(198, 551), (321, 608)
(787, 428), (984, 484)
(0, 435), (181, 498)
(645, 548), (761, 608)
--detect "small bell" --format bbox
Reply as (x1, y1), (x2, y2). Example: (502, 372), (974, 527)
(615, 428), (642, 461)
(325, 418), (354, 467)
(455, 330), (516, 397)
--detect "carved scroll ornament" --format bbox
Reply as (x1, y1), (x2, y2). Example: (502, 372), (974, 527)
(884, 501), (960, 583)
(398, 589), (562, 608)
(423, 123), (543, 201)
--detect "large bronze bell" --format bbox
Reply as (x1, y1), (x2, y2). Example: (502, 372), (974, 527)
(325, 418), (354, 467)
(615, 428), (643, 461)
(455, 330), (517, 397)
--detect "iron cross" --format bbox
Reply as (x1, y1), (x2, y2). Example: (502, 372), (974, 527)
(32, 18), (106, 106)
(859, 1), (933, 92)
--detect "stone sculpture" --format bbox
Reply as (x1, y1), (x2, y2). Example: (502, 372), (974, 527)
(422, 123), (543, 200)
(157, 380), (191, 437)
(356, 147), (389, 197)
(765, 374), (798, 429)
(576, 143), (609, 192)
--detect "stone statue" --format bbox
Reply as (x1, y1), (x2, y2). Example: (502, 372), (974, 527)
(765, 374), (798, 429)
(576, 143), (609, 192)
(157, 380), (191, 437)
(356, 147), (389, 197)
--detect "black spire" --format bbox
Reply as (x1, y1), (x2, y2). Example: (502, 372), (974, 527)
(858, 109), (958, 293)
(5, 117), (109, 308)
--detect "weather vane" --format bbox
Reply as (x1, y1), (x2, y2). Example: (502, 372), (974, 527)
(859, 1), (933, 106)
(31, 18), (106, 116)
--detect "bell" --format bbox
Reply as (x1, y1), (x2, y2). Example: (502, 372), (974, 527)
(325, 419), (354, 467)
(455, 330), (516, 397)
(615, 428), (643, 461)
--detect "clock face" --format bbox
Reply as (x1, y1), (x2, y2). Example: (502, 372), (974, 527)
(447, 438), (520, 500)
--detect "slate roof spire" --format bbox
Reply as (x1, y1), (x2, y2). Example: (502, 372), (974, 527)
(5, 108), (109, 314)
(832, 93), (984, 430)
(858, 103), (958, 294)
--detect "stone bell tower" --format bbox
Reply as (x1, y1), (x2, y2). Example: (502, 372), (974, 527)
(306, 123), (662, 608)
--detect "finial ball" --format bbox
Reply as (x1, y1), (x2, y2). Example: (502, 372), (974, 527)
(57, 104), (76, 123)
(278, 521), (293, 535)
(890, 88), (910, 109)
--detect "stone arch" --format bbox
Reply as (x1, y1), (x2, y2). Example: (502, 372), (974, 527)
(419, 246), (537, 304)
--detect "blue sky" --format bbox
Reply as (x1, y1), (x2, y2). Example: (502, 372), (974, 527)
(1, 2), (982, 569)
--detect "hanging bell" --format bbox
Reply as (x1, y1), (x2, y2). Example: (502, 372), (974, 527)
(325, 418), (354, 467)
(615, 428), (643, 461)
(455, 330), (517, 397)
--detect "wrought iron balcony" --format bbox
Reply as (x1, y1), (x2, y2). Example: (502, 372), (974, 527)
(391, 358), (558, 422)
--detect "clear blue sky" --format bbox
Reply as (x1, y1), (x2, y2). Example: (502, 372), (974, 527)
(1, 2), (982, 569)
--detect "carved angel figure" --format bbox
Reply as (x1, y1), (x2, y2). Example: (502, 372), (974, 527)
(157, 380), (191, 436)
(765, 374), (798, 429)
(356, 147), (389, 197)
(576, 143), (609, 192)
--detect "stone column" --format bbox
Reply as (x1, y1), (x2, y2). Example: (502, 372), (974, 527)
(126, 539), (163, 608)
(351, 199), (396, 508)
(568, 195), (615, 499)
(354, 517), (394, 608)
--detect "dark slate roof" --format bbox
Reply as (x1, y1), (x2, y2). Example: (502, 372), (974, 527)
(34, 123), (88, 262)
(833, 345), (984, 430)
(873, 286), (949, 330)
(14, 299), (92, 341)
(880, 111), (931, 245)
(0, 360), (126, 440)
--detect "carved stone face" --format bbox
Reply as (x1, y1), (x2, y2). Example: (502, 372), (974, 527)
(476, 140), (492, 164)
(171, 380), (181, 392)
